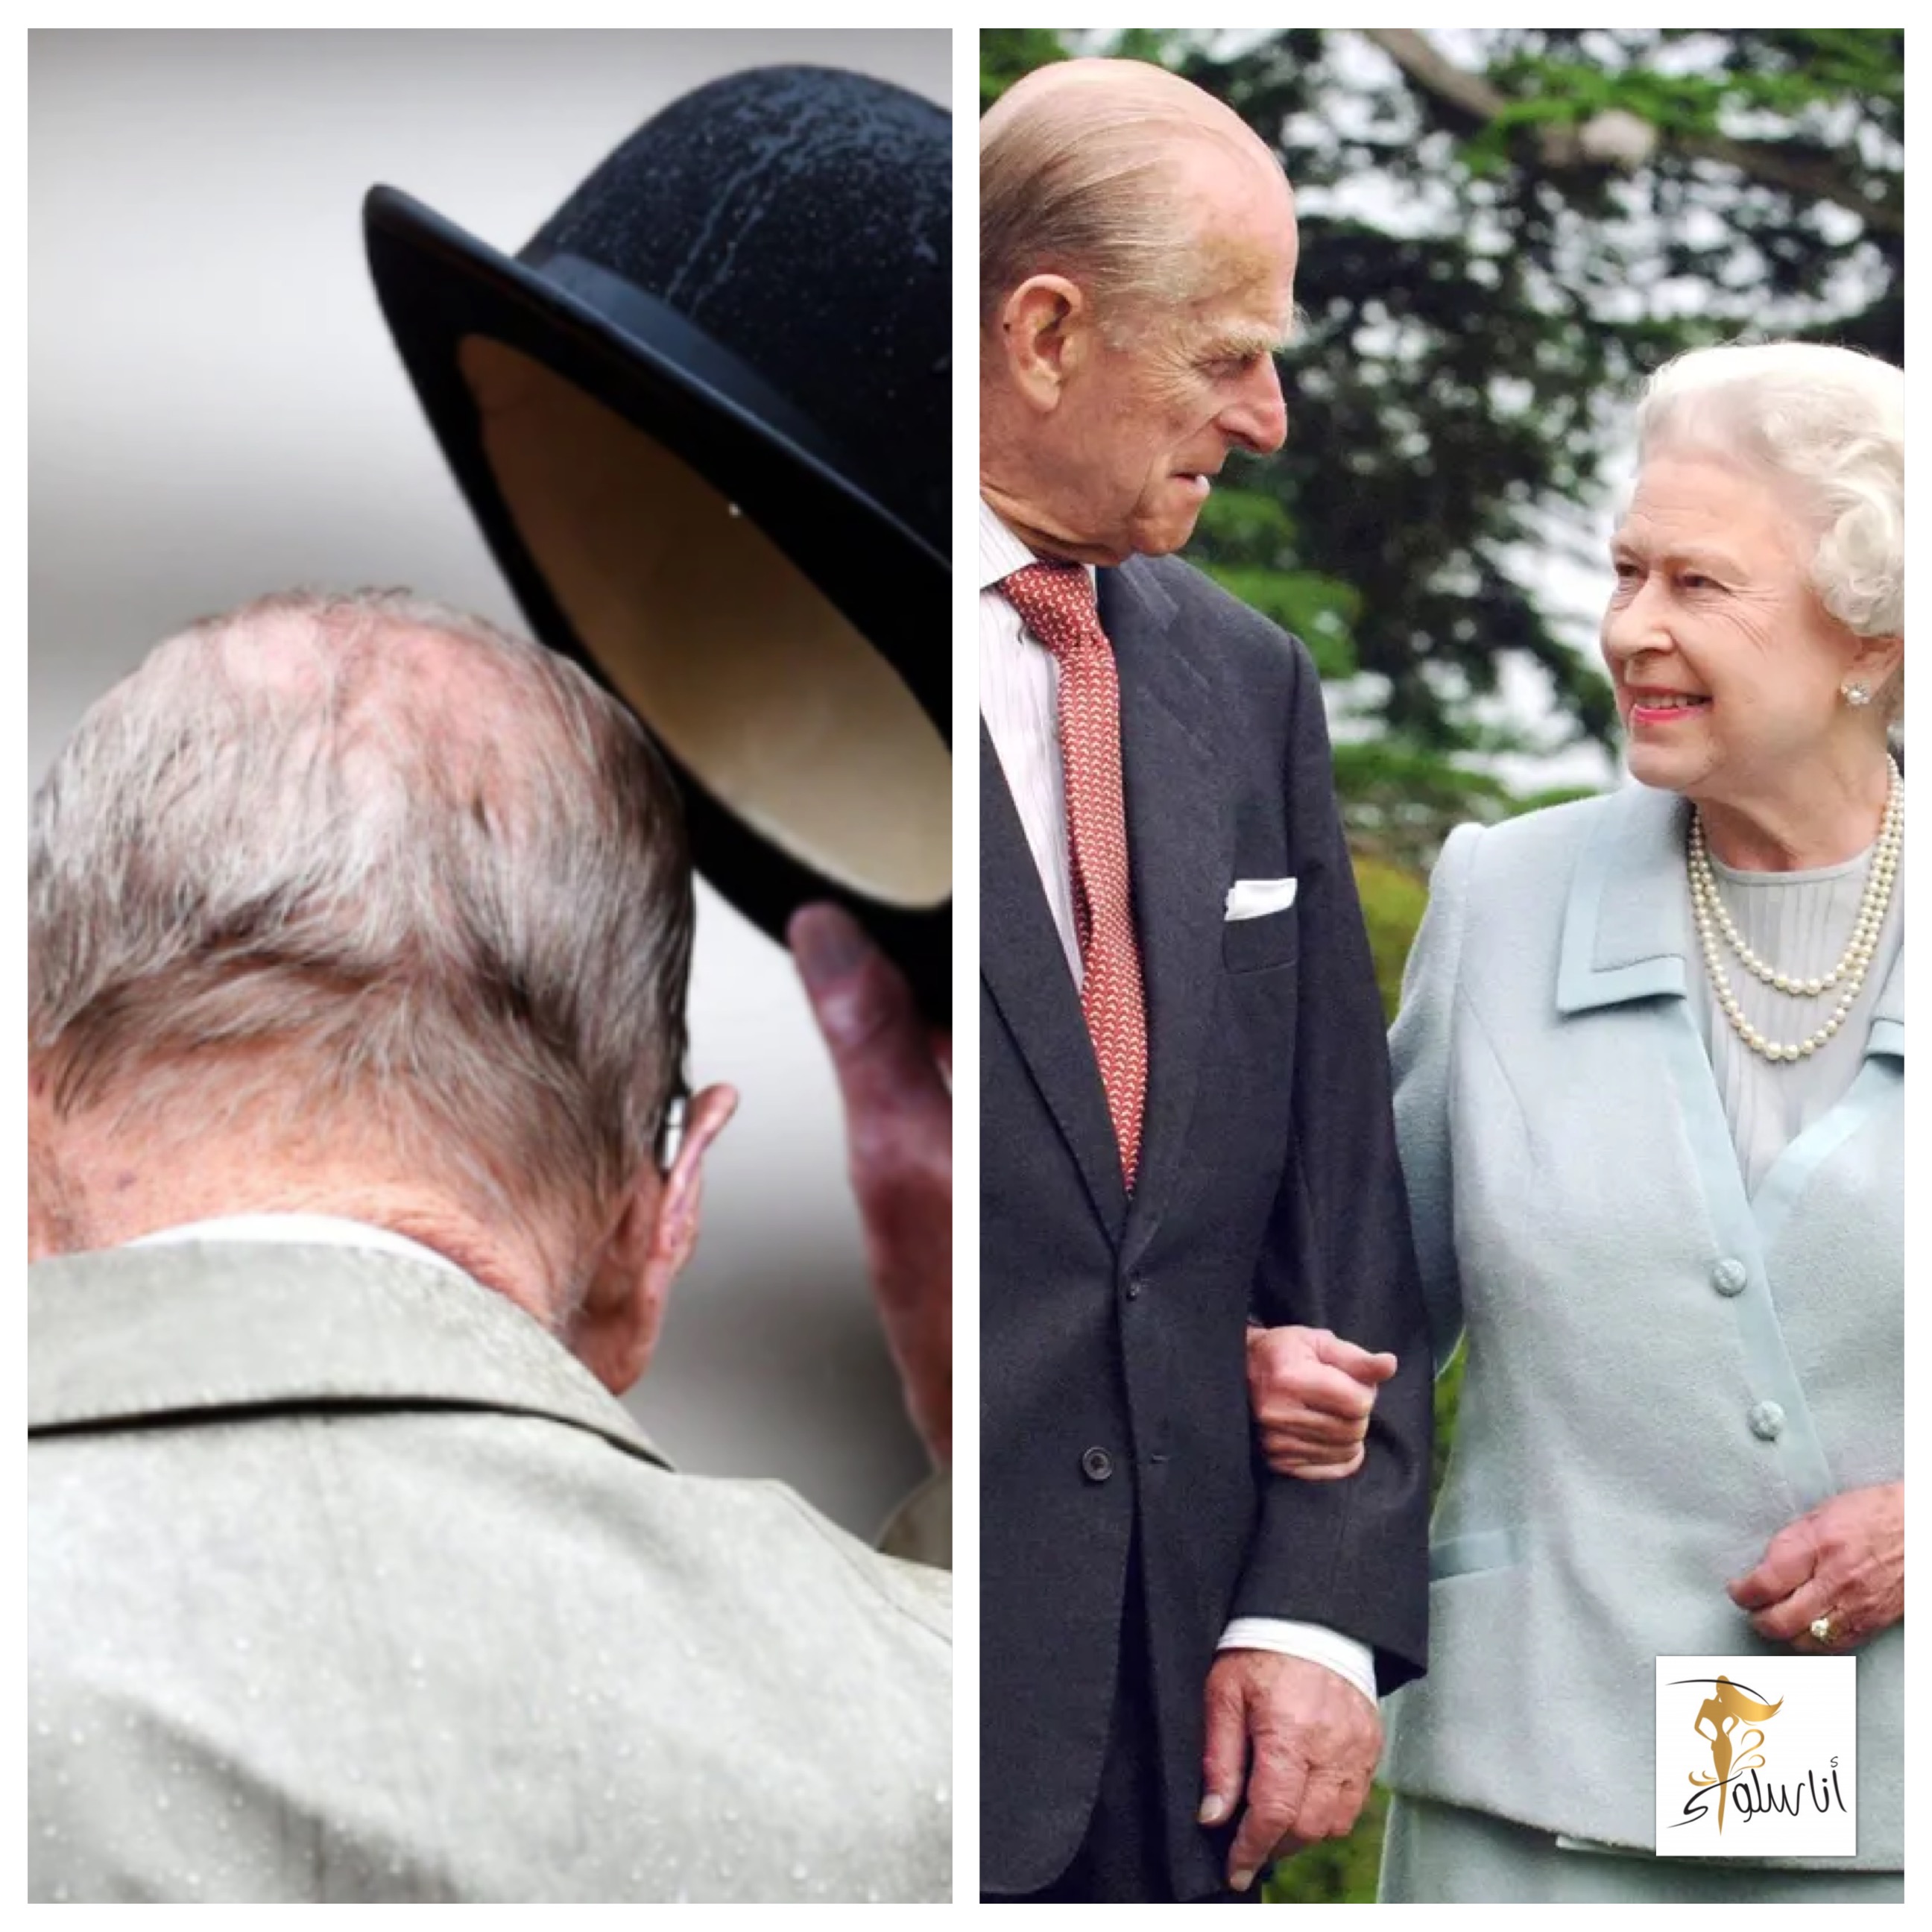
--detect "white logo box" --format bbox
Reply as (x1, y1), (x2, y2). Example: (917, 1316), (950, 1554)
(1655, 1655), (1857, 1858)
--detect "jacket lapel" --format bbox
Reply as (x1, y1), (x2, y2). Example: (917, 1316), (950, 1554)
(1102, 561), (1228, 1257)
(1556, 784), (1691, 1015)
(980, 723), (1128, 1238)
(1558, 783), (1908, 1063)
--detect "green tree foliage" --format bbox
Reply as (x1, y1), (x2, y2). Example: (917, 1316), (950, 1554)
(979, 27), (1070, 109)
(982, 28), (1903, 866)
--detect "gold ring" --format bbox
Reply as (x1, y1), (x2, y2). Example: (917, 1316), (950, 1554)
(1809, 1614), (1838, 1647)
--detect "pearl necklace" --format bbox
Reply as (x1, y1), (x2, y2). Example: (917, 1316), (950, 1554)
(1687, 759), (1904, 1064)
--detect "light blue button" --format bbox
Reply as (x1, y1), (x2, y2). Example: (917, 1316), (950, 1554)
(1749, 1401), (1785, 1441)
(1711, 1257), (1749, 1297)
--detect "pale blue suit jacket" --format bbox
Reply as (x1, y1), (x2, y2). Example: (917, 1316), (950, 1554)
(1380, 786), (1903, 1869)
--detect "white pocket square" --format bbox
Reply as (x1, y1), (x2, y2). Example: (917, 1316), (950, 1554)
(1225, 877), (1298, 921)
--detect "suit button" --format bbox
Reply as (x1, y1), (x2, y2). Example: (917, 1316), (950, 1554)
(1081, 1447), (1114, 1483)
(1711, 1257), (1749, 1297)
(1748, 1401), (1785, 1442)
(1125, 1276), (1146, 1301)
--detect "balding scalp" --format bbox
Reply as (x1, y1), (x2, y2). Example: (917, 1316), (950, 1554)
(980, 57), (1284, 335)
(28, 590), (693, 1243)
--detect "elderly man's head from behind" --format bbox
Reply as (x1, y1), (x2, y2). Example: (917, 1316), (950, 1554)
(27, 590), (736, 1392)
(979, 57), (1299, 566)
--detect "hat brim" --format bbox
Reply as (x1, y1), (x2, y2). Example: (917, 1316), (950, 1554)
(364, 186), (950, 1024)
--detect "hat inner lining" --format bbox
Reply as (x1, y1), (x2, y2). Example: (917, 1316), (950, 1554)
(460, 337), (950, 910)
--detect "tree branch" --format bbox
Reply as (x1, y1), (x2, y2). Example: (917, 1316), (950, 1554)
(1360, 28), (1506, 129)
(1683, 130), (1901, 236)
(1359, 27), (1903, 238)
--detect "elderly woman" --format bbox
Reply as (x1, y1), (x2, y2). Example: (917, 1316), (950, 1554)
(1251, 341), (1903, 1901)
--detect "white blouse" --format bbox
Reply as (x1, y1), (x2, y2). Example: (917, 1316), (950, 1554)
(1685, 840), (1906, 1198)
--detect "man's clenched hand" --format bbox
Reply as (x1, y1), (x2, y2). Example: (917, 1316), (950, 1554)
(1198, 1650), (1380, 1894)
(792, 904), (951, 1468)
(1247, 1324), (1398, 1480)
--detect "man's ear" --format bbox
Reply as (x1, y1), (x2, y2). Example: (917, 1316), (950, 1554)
(1000, 274), (1091, 412)
(566, 1082), (737, 1395)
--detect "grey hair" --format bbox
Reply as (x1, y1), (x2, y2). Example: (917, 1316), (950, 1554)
(980, 59), (1284, 342)
(28, 589), (692, 1240)
(1636, 341), (1904, 640)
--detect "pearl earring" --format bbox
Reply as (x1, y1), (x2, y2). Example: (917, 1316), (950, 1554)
(1842, 681), (1873, 708)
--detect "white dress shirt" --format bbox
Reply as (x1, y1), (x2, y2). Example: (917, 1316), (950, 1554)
(979, 499), (1377, 1709)
(979, 502), (1084, 982)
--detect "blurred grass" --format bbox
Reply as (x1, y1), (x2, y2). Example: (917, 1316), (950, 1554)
(1354, 855), (1432, 1026)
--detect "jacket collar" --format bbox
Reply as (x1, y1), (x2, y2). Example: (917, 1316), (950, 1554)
(1557, 782), (1904, 1060)
(1556, 784), (1692, 1014)
(980, 722), (1128, 1238)
(1869, 933), (1905, 1059)
(28, 1240), (672, 1468)
(1101, 558), (1225, 1259)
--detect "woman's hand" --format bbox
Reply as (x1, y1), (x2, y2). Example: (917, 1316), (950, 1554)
(1727, 1482), (1904, 1651)
(1246, 1324), (1398, 1481)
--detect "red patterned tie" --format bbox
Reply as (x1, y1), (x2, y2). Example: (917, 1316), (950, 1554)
(1002, 561), (1148, 1186)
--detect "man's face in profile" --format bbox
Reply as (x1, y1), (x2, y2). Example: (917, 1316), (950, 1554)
(1054, 161), (1298, 562)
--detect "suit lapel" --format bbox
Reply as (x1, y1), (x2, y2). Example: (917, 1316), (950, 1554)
(980, 723), (1128, 1238)
(1866, 921), (1905, 1062)
(1102, 561), (1227, 1258)
(1556, 783), (1690, 1015)
(1555, 783), (1907, 1062)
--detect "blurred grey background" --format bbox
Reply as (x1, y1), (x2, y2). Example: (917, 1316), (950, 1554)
(29, 28), (950, 1536)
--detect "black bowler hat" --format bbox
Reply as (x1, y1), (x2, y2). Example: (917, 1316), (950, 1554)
(364, 66), (951, 1021)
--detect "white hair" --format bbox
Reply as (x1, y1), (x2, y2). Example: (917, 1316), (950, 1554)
(1635, 341), (1904, 640)
(29, 590), (692, 1244)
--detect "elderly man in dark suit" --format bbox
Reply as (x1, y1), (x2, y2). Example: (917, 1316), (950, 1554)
(979, 57), (1432, 1903)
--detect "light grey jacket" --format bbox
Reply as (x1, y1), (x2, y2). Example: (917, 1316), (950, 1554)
(28, 1243), (951, 1903)
(1380, 786), (1903, 1868)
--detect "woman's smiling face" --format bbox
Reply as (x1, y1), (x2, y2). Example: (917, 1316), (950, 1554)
(1600, 452), (1870, 809)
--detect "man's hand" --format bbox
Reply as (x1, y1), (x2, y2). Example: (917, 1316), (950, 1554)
(790, 904), (951, 1468)
(1728, 1482), (1904, 1652)
(1198, 1650), (1381, 1894)
(1247, 1325), (1398, 1480)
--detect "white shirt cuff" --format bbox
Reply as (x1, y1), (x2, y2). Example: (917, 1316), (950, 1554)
(1217, 1618), (1378, 1707)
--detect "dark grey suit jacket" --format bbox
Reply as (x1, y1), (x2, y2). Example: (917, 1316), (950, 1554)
(980, 553), (1430, 1898)
(29, 1243), (950, 1902)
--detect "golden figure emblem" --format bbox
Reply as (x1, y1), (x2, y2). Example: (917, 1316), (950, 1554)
(1690, 1676), (1784, 1832)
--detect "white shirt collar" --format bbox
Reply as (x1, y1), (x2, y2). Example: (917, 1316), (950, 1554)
(977, 498), (1099, 594)
(978, 497), (1036, 592)
(127, 1213), (468, 1280)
